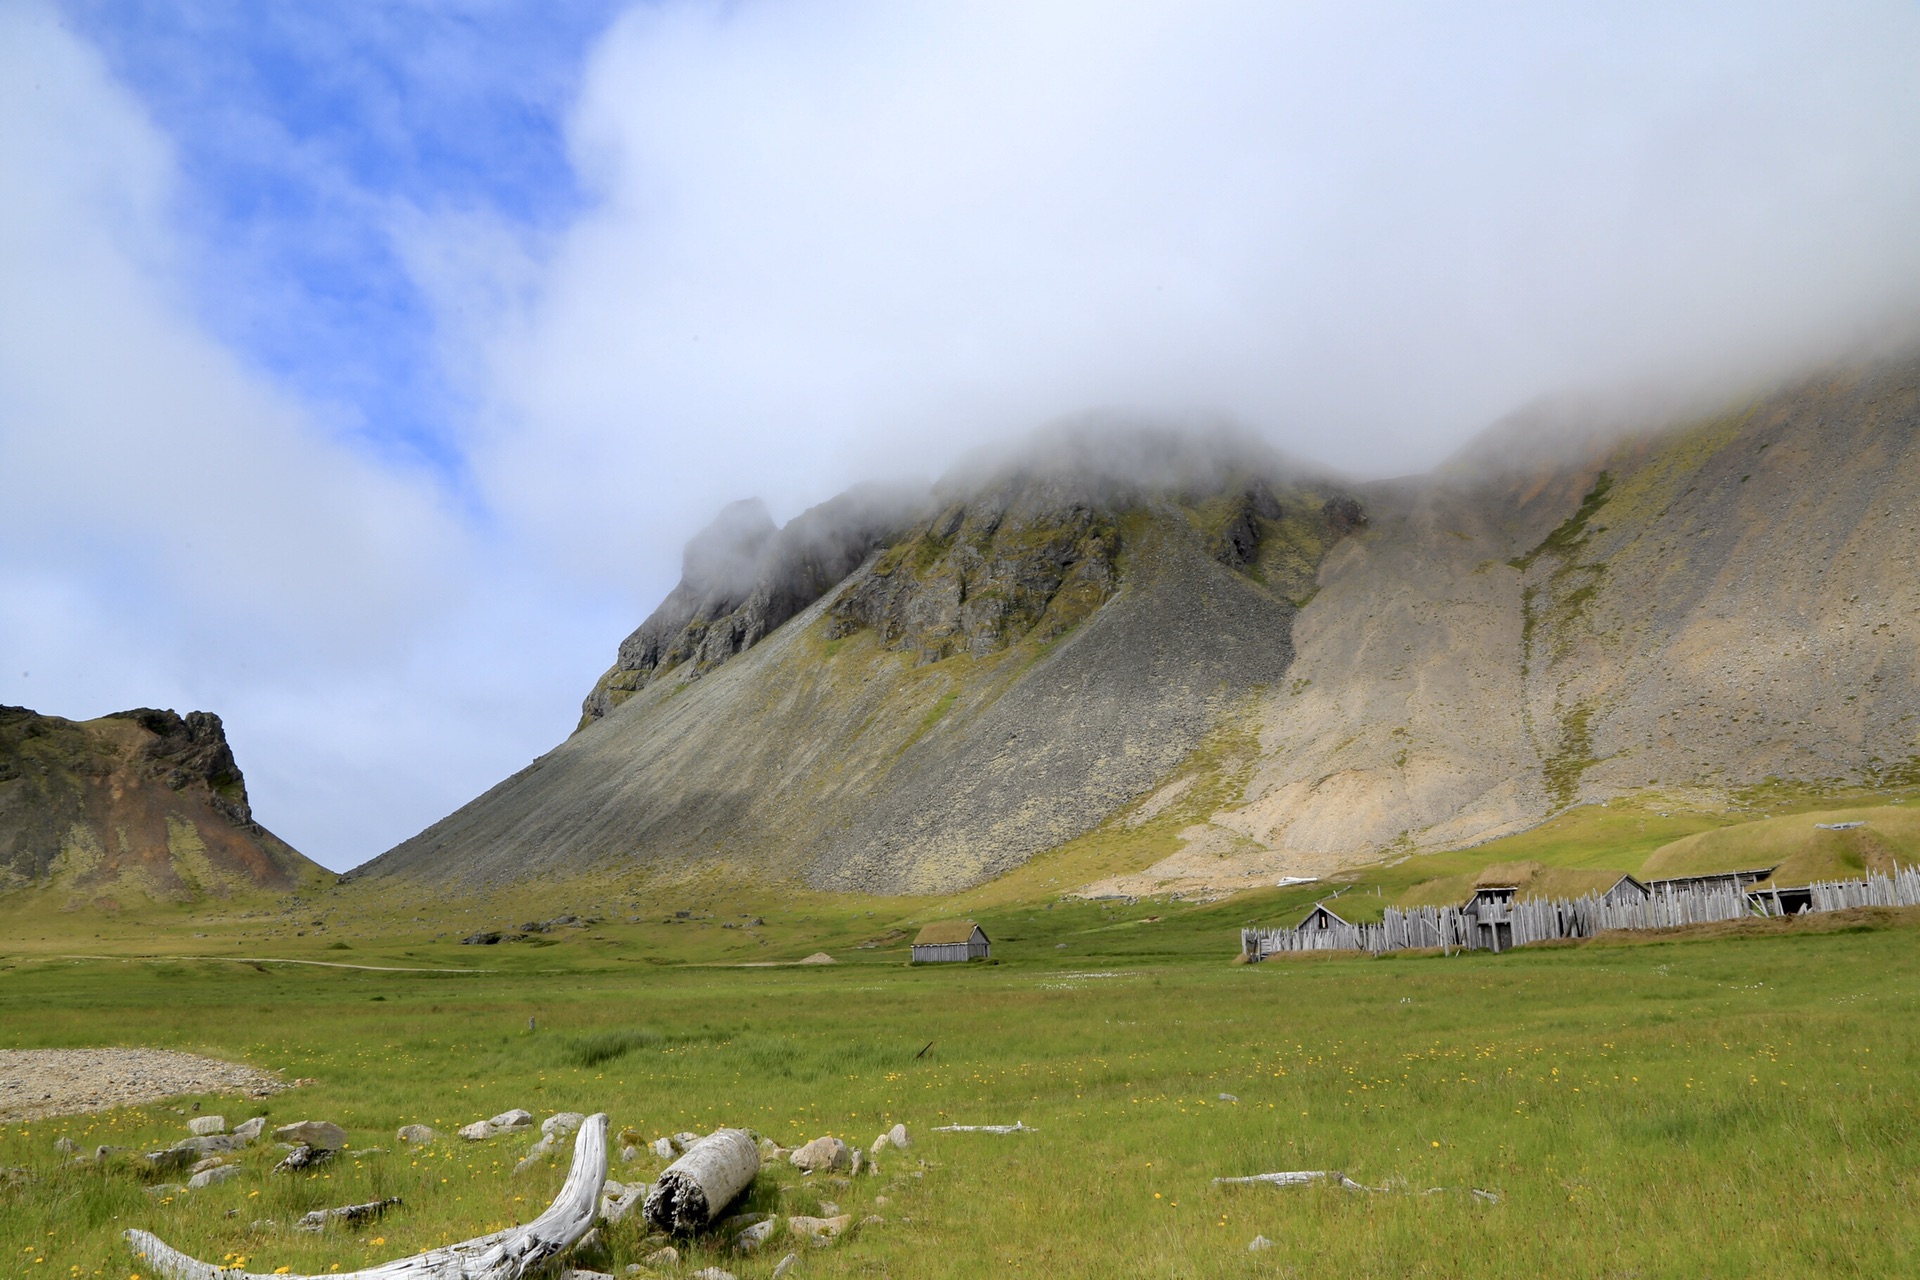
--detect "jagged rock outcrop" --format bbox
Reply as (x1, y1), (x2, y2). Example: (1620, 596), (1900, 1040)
(578, 485), (927, 728)
(0, 705), (322, 903)
(364, 428), (1360, 892)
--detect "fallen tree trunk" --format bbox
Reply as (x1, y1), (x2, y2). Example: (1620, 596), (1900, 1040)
(932, 1121), (1033, 1134)
(125, 1113), (609, 1280)
(642, 1129), (760, 1234)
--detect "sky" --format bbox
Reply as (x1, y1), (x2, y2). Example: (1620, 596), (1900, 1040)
(4, 1), (1920, 872)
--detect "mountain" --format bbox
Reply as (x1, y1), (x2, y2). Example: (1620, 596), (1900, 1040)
(362, 354), (1920, 896)
(0, 706), (324, 908)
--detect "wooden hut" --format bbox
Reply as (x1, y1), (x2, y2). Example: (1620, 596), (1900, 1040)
(1295, 903), (1351, 933)
(912, 920), (990, 963)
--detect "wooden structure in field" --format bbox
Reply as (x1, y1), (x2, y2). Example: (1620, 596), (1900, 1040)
(913, 920), (990, 963)
(1240, 865), (1920, 960)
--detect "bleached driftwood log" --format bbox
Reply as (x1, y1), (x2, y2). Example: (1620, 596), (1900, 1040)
(1213, 1170), (1369, 1189)
(932, 1121), (1033, 1134)
(125, 1113), (609, 1280)
(642, 1128), (760, 1234)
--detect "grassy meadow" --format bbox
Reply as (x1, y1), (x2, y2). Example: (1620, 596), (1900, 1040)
(3, 863), (1919, 1279)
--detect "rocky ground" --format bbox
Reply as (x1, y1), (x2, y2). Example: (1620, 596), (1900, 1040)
(0, 1048), (288, 1122)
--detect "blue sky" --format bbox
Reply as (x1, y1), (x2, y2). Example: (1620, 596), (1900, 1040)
(4, 1), (1920, 871)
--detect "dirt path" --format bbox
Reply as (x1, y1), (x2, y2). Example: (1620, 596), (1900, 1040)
(0, 1048), (289, 1123)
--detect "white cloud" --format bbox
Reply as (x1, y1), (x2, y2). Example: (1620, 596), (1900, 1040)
(0, 4), (617, 870)
(470, 0), (1920, 587)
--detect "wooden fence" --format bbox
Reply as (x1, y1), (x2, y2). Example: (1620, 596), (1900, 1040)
(1242, 866), (1920, 959)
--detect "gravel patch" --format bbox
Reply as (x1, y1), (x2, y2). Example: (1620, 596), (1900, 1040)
(0, 1049), (289, 1123)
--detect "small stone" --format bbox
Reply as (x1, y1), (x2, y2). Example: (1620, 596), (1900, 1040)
(143, 1147), (195, 1174)
(874, 1196), (889, 1207)
(886, 1123), (909, 1150)
(859, 1215), (884, 1227)
(188, 1164), (243, 1189)
(189, 1115), (227, 1136)
(273, 1144), (335, 1174)
(146, 1183), (187, 1198)
(53, 1137), (77, 1155)
(641, 1247), (679, 1269)
(1248, 1235), (1275, 1252)
(771, 1255), (800, 1279)
(562, 1271), (616, 1280)
(397, 1124), (436, 1145)
(182, 1135), (238, 1154)
(734, 1218), (779, 1252)
(273, 1121), (347, 1151)
(188, 1156), (226, 1175)
(868, 1133), (890, 1157)
(689, 1270), (737, 1280)
(572, 1227), (604, 1258)
(818, 1202), (840, 1216)
(788, 1136), (851, 1172)
(544, 1112), (587, 1138)
(458, 1120), (496, 1141)
(231, 1117), (268, 1145)
(1218, 1093), (1238, 1103)
(619, 1145), (641, 1164)
(651, 1136), (676, 1160)
(670, 1131), (700, 1153)
(849, 1150), (864, 1176)
(787, 1214), (852, 1246)
(489, 1108), (534, 1130)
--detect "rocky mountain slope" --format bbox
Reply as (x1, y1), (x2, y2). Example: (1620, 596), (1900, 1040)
(0, 706), (324, 907)
(364, 353), (1920, 896)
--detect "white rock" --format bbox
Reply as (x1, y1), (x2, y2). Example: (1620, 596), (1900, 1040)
(886, 1123), (910, 1150)
(397, 1124), (436, 1145)
(735, 1218), (779, 1252)
(188, 1116), (227, 1136)
(619, 1144), (641, 1164)
(787, 1214), (851, 1246)
(771, 1255), (801, 1279)
(651, 1136), (676, 1160)
(689, 1270), (738, 1280)
(489, 1108), (534, 1130)
(53, 1137), (77, 1154)
(788, 1136), (850, 1172)
(458, 1120), (496, 1141)
(231, 1117), (267, 1145)
(543, 1111), (587, 1138)
(1248, 1235), (1275, 1252)
(188, 1165), (242, 1189)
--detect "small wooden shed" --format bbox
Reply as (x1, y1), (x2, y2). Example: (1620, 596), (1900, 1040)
(1295, 904), (1351, 933)
(912, 920), (990, 963)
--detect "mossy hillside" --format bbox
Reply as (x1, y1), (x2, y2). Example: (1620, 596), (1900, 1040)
(1641, 804), (1920, 885)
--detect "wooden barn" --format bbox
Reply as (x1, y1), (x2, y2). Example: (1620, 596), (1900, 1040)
(912, 920), (991, 963)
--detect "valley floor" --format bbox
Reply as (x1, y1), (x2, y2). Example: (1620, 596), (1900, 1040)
(3, 901), (1918, 1278)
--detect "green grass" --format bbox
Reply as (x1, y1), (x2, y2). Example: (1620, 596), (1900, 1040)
(4, 890), (1920, 1279)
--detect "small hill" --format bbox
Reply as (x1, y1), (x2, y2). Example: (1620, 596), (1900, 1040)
(1642, 805), (1920, 886)
(0, 705), (325, 908)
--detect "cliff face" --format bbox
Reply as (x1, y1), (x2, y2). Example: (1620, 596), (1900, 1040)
(368, 353), (1920, 896)
(0, 706), (324, 905)
(577, 485), (927, 728)
(366, 433), (1361, 892)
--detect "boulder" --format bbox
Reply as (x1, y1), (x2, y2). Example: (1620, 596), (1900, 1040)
(489, 1108), (534, 1130)
(142, 1147), (196, 1174)
(543, 1112), (587, 1138)
(180, 1135), (238, 1154)
(458, 1120), (495, 1141)
(188, 1115), (227, 1136)
(397, 1124), (435, 1145)
(231, 1117), (267, 1144)
(187, 1164), (242, 1189)
(788, 1136), (850, 1173)
(650, 1137), (676, 1160)
(273, 1121), (347, 1151)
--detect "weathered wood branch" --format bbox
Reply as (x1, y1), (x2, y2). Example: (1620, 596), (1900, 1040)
(932, 1121), (1033, 1133)
(642, 1128), (760, 1234)
(125, 1113), (609, 1280)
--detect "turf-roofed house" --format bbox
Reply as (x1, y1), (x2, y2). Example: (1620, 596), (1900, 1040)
(912, 920), (991, 963)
